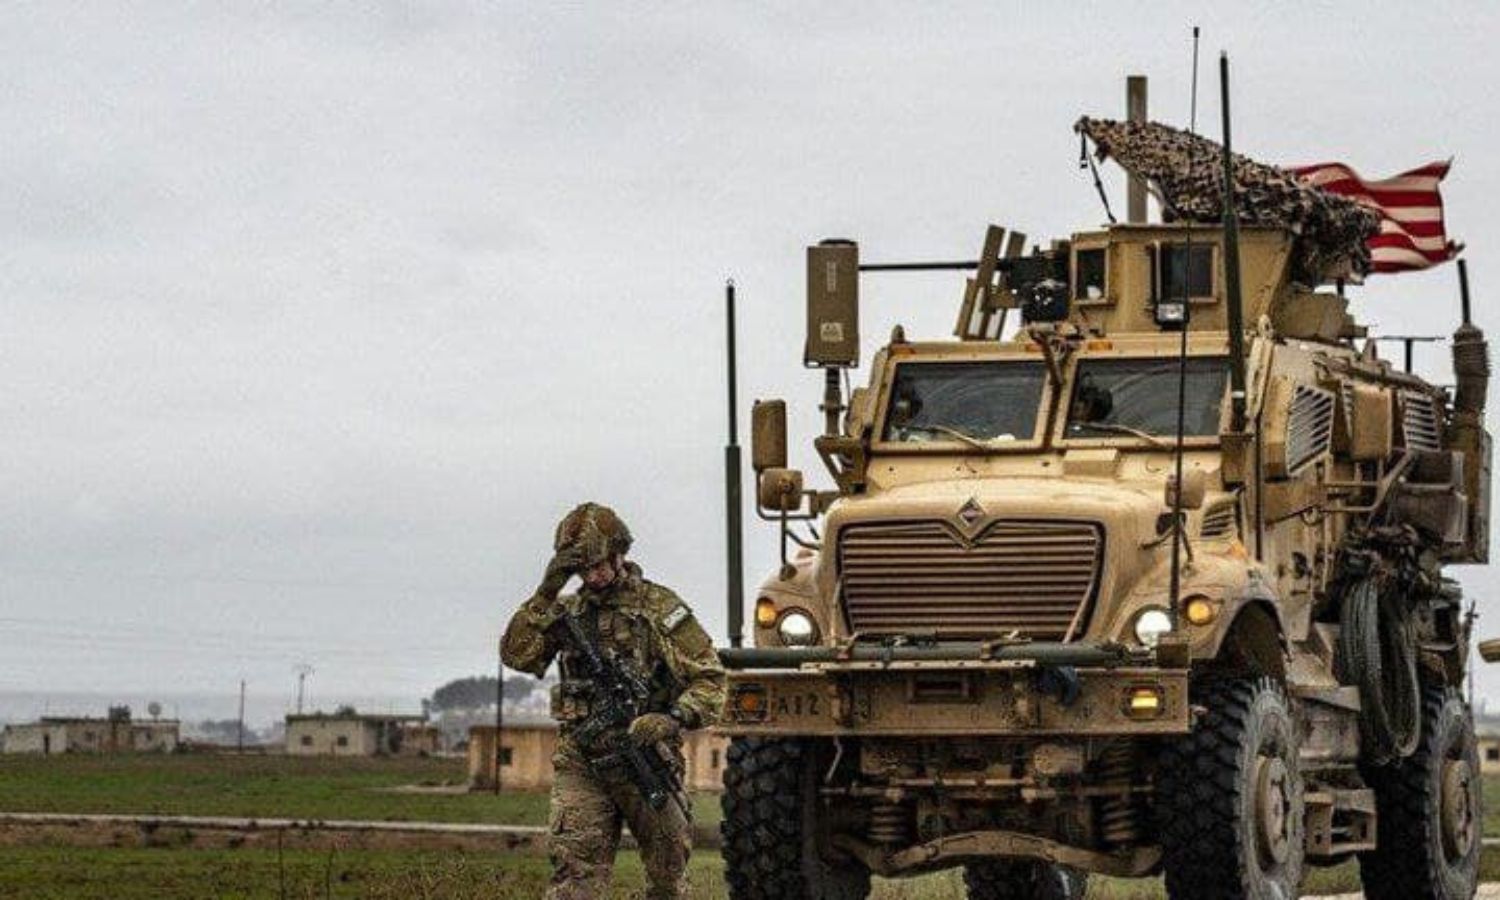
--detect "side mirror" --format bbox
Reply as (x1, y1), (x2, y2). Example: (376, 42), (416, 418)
(1165, 469), (1206, 511)
(751, 400), (788, 473)
(758, 468), (804, 512)
(845, 386), (870, 436)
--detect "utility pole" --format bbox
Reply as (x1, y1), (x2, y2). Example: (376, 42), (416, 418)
(237, 680), (246, 754)
(494, 660), (504, 795)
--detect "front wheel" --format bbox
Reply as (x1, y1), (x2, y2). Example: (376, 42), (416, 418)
(1158, 677), (1305, 900)
(1358, 686), (1481, 900)
(964, 859), (1086, 899)
(721, 737), (870, 900)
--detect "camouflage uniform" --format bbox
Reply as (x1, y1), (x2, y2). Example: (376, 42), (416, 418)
(501, 504), (725, 900)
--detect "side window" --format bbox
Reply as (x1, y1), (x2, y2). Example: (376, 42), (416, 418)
(1074, 248), (1106, 301)
(1158, 243), (1215, 299)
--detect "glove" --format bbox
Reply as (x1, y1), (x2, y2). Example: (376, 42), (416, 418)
(627, 712), (680, 746)
(538, 545), (586, 599)
(575, 530), (610, 572)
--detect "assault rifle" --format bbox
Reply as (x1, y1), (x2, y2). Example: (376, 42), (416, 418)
(558, 610), (689, 816)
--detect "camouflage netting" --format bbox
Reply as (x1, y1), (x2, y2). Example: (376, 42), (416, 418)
(1075, 116), (1381, 284)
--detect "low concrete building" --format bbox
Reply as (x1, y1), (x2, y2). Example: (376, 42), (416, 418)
(1478, 720), (1500, 775)
(468, 718), (558, 791)
(682, 729), (730, 791)
(284, 711), (430, 757)
(399, 722), (445, 756)
(2, 709), (180, 755)
(467, 718), (729, 792)
(1, 722), (68, 755)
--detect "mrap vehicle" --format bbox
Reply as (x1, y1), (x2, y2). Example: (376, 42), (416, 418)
(714, 108), (1492, 900)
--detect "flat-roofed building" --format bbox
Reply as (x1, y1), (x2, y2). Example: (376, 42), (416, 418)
(1478, 720), (1500, 775)
(284, 711), (430, 757)
(682, 729), (729, 791)
(466, 718), (728, 792)
(468, 717), (558, 791)
(2, 709), (179, 755)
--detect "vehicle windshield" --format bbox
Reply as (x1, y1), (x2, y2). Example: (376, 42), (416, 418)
(883, 361), (1047, 445)
(1066, 357), (1228, 440)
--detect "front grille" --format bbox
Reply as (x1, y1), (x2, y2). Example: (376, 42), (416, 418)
(838, 519), (1104, 640)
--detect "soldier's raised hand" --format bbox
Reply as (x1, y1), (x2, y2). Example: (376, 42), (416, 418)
(538, 544), (586, 599)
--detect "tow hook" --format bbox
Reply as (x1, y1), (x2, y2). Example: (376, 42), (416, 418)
(1035, 665), (1082, 707)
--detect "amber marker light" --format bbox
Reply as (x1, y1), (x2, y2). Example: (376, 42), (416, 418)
(732, 685), (768, 722)
(1124, 685), (1165, 719)
(1184, 596), (1219, 627)
(754, 597), (778, 627)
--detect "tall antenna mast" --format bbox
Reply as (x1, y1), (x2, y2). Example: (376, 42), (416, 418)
(1220, 55), (1249, 435)
(1219, 52), (1255, 559)
(725, 279), (745, 649)
(1166, 26), (1202, 630)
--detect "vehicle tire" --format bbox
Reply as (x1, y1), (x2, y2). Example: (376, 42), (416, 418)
(1158, 677), (1305, 900)
(721, 737), (871, 900)
(964, 859), (1087, 900)
(1358, 686), (1481, 900)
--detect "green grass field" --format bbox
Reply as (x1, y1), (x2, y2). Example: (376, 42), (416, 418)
(0, 752), (722, 826)
(0, 753), (1495, 898)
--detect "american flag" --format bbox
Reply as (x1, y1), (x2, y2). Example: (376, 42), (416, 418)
(1290, 160), (1462, 274)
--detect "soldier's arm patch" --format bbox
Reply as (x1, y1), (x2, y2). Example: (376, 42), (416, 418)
(661, 603), (691, 632)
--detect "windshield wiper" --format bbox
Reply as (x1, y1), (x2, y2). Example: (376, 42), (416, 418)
(901, 423), (993, 450)
(1069, 421), (1172, 450)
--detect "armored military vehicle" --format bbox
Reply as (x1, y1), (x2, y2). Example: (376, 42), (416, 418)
(715, 82), (1491, 900)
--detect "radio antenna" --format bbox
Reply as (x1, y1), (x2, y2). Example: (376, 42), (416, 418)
(1167, 26), (1202, 631)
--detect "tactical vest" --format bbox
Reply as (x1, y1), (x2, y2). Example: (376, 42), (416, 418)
(550, 599), (682, 736)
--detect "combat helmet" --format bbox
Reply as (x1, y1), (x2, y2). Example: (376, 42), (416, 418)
(554, 502), (633, 567)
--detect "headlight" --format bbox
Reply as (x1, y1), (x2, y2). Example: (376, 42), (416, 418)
(777, 610), (819, 646)
(1133, 607), (1173, 648)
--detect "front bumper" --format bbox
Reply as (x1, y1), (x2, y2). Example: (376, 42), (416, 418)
(716, 642), (1189, 737)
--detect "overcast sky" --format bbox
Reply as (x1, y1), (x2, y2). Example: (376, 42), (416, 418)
(4, 3), (1499, 716)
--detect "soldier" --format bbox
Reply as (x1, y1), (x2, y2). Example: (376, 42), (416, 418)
(501, 502), (726, 900)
